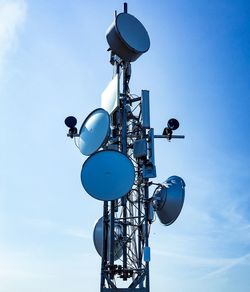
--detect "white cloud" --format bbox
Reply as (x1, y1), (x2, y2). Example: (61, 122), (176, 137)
(0, 0), (26, 77)
(201, 253), (250, 279)
(153, 249), (250, 279)
(63, 227), (92, 240)
(20, 216), (92, 240)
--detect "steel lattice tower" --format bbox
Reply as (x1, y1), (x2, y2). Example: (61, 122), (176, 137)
(100, 58), (152, 291)
(65, 3), (185, 292)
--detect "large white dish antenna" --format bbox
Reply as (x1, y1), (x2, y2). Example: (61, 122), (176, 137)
(153, 176), (185, 226)
(78, 108), (110, 156)
(93, 216), (123, 261)
(81, 150), (135, 201)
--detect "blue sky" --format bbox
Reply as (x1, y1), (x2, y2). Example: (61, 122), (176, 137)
(0, 0), (249, 291)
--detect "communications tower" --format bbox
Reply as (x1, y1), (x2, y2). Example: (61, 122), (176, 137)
(65, 3), (185, 291)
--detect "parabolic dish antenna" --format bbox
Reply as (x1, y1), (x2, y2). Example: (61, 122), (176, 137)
(93, 216), (123, 261)
(153, 176), (185, 226)
(78, 108), (110, 156)
(81, 150), (135, 201)
(106, 12), (150, 62)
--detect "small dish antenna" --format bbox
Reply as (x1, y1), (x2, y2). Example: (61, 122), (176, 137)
(78, 108), (110, 156)
(93, 216), (123, 261)
(81, 150), (135, 201)
(65, 116), (78, 138)
(153, 176), (185, 226)
(167, 118), (179, 131)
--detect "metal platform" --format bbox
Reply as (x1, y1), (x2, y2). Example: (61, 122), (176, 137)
(102, 289), (148, 292)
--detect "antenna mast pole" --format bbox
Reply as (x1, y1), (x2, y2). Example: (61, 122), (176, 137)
(100, 3), (150, 290)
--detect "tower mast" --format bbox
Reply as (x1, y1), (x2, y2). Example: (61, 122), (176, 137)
(65, 3), (185, 291)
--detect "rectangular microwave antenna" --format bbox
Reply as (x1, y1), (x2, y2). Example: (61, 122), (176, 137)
(141, 90), (150, 128)
(101, 74), (119, 114)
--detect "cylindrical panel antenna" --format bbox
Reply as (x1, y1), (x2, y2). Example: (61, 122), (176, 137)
(141, 90), (150, 129)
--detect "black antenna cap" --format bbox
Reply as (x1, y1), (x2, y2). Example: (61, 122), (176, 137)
(65, 116), (77, 128)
